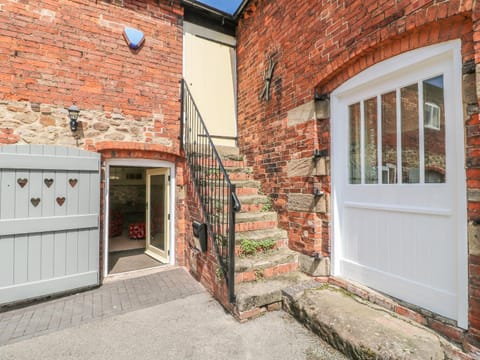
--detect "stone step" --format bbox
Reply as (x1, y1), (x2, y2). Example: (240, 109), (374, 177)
(237, 194), (270, 212)
(227, 170), (253, 181)
(234, 271), (312, 321)
(235, 211), (277, 232)
(216, 145), (244, 162)
(191, 157), (245, 169)
(282, 284), (465, 360)
(235, 228), (288, 254)
(199, 180), (259, 197)
(236, 227), (287, 243)
(235, 248), (299, 284)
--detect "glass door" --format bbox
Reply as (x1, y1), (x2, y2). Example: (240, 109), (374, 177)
(145, 169), (169, 263)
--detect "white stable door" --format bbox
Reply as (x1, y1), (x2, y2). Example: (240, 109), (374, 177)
(332, 41), (467, 327)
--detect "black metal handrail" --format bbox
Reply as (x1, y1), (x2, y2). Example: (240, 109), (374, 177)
(181, 79), (240, 303)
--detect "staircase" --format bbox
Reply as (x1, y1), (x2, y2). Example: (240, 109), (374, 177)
(181, 80), (309, 320)
(218, 147), (311, 321)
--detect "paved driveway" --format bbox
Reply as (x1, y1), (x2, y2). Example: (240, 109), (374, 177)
(0, 267), (346, 360)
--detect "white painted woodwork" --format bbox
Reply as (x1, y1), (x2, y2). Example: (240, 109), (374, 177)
(331, 41), (468, 327)
(0, 145), (100, 305)
(145, 168), (170, 263)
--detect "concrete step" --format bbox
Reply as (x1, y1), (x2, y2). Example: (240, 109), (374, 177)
(234, 271), (312, 321)
(235, 211), (277, 232)
(235, 248), (299, 284)
(282, 283), (471, 360)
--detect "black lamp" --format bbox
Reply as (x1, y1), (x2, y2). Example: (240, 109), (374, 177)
(67, 104), (80, 132)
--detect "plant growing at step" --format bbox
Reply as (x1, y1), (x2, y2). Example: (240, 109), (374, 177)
(260, 196), (273, 212)
(215, 267), (223, 281)
(240, 238), (276, 256)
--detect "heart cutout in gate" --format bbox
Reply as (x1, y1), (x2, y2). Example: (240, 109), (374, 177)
(56, 197), (66, 206)
(17, 178), (28, 188)
(69, 178), (78, 188)
(30, 198), (40, 207)
(44, 178), (54, 188)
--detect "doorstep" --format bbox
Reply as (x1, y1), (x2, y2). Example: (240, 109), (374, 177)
(282, 282), (476, 360)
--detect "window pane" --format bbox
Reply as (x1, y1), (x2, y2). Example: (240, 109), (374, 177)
(381, 91), (397, 184)
(349, 102), (361, 184)
(401, 84), (419, 184)
(424, 76), (446, 183)
(364, 97), (378, 184)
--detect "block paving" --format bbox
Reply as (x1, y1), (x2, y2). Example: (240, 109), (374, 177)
(0, 267), (204, 346)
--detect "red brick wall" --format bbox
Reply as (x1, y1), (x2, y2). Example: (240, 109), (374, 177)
(0, 0), (183, 151)
(237, 0), (480, 350)
(0, 0), (182, 117)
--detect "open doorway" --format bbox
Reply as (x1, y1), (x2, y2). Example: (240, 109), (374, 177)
(106, 164), (172, 275)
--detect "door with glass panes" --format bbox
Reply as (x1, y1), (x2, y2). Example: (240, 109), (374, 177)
(145, 169), (169, 263)
(332, 41), (467, 327)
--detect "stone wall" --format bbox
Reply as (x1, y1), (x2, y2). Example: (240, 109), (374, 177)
(0, 100), (172, 149)
(236, 0), (480, 350)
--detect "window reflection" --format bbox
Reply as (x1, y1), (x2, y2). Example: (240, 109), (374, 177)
(349, 103), (361, 184)
(364, 97), (378, 184)
(401, 84), (419, 184)
(381, 91), (397, 184)
(424, 76), (445, 183)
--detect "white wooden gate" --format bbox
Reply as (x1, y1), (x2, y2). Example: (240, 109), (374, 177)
(0, 145), (100, 304)
(332, 41), (468, 327)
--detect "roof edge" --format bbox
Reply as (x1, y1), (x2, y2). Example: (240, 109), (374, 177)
(232, 0), (250, 19)
(181, 0), (234, 20)
(181, 0), (251, 22)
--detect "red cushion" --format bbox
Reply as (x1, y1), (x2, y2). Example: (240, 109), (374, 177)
(128, 223), (145, 239)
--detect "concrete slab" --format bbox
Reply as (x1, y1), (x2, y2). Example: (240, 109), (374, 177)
(284, 285), (449, 360)
(0, 288), (347, 360)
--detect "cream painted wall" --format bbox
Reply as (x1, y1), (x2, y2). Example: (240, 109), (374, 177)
(183, 22), (237, 147)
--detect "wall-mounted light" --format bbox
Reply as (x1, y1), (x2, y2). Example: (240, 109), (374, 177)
(67, 104), (80, 132)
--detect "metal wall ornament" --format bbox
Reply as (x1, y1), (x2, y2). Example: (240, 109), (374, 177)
(259, 52), (278, 102)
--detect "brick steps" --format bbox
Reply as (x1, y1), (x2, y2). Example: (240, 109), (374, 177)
(214, 147), (306, 321)
(235, 211), (277, 232)
(235, 248), (299, 284)
(200, 180), (260, 197)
